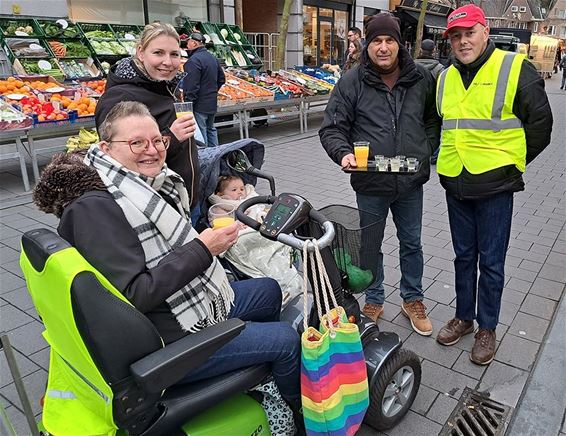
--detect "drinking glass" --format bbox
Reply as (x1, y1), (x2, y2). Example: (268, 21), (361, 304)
(353, 141), (370, 167)
(174, 101), (193, 119)
(376, 156), (388, 171)
(406, 157), (417, 171)
(209, 203), (236, 229)
(390, 156), (401, 172)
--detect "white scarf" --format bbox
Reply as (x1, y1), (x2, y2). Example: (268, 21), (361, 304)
(85, 144), (234, 333)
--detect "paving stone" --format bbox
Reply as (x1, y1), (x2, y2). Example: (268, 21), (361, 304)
(530, 277), (566, 301)
(0, 287), (34, 312)
(0, 348), (40, 389)
(0, 370), (47, 416)
(2, 405), (37, 436)
(0, 305), (35, 331)
(509, 312), (550, 343)
(0, 272), (25, 295)
(498, 301), (521, 326)
(28, 347), (50, 372)
(518, 259), (543, 273)
(452, 351), (488, 380)
(0, 226), (21, 242)
(495, 334), (540, 371)
(505, 255), (522, 268)
(501, 288), (526, 306)
(434, 270), (455, 286)
(429, 303), (455, 323)
(507, 246), (547, 263)
(426, 392), (459, 425)
(420, 360), (477, 399)
(424, 281), (455, 305)
(508, 238), (533, 251)
(0, 236), (21, 252)
(375, 319), (413, 342)
(1, 261), (24, 279)
(404, 333), (462, 369)
(424, 245), (455, 262)
(356, 425), (387, 436)
(0, 246), (20, 266)
(546, 251), (566, 268)
(479, 360), (529, 408)
(505, 265), (536, 283)
(410, 384), (438, 415)
(530, 243), (552, 256)
(505, 277), (533, 293)
(538, 263), (566, 283)
(520, 294), (557, 321)
(384, 410), (442, 436)
(7, 322), (47, 356)
(422, 265), (441, 280)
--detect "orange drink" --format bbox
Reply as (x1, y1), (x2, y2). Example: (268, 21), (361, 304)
(213, 216), (236, 229)
(174, 102), (193, 119)
(209, 203), (236, 230)
(353, 141), (370, 167)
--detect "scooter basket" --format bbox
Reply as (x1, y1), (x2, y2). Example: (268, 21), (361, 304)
(317, 205), (385, 293)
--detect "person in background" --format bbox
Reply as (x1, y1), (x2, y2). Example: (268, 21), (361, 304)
(183, 32), (226, 147)
(343, 26), (364, 66)
(343, 39), (363, 71)
(559, 53), (566, 90)
(319, 13), (441, 336)
(435, 4), (553, 365)
(415, 39), (445, 164)
(95, 22), (200, 212)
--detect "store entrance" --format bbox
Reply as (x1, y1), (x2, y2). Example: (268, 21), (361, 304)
(318, 17), (333, 65)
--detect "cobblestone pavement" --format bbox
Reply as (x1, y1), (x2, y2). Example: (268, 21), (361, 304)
(0, 75), (564, 435)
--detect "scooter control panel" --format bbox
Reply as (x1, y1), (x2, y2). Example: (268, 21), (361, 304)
(260, 193), (311, 240)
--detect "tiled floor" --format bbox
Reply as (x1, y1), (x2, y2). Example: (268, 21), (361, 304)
(1, 76), (565, 435)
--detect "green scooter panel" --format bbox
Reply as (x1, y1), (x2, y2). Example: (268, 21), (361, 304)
(182, 394), (270, 435)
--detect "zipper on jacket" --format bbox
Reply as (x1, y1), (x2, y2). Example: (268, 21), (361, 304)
(188, 138), (196, 206)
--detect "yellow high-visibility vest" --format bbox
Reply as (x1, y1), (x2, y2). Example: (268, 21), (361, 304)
(436, 48), (527, 177)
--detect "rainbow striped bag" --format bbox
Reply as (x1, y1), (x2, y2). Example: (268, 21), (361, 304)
(300, 242), (369, 436)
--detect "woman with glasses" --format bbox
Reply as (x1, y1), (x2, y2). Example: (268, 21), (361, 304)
(95, 22), (201, 213)
(34, 101), (303, 424)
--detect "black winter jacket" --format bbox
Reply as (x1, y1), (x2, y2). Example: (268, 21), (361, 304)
(33, 152), (213, 345)
(182, 47), (225, 114)
(319, 46), (441, 197)
(439, 42), (553, 199)
(95, 58), (200, 207)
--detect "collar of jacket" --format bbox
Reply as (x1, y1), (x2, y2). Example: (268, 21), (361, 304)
(361, 45), (423, 89)
(452, 40), (496, 75)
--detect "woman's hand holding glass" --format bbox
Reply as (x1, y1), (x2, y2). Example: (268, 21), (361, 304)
(170, 112), (197, 142)
(198, 223), (239, 256)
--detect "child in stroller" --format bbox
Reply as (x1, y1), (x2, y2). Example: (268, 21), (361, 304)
(208, 174), (302, 304)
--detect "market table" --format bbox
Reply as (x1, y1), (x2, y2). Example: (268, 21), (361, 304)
(0, 128), (31, 191)
(241, 98), (304, 138)
(301, 95), (330, 132)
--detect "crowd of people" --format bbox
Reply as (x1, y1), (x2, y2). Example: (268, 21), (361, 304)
(33, 3), (554, 433)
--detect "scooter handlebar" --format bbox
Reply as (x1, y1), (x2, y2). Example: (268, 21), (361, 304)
(235, 195), (275, 230)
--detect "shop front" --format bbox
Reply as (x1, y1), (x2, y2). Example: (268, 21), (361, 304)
(303, 0), (352, 67)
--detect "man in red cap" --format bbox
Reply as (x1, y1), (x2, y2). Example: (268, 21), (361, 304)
(435, 4), (553, 364)
(320, 13), (441, 336)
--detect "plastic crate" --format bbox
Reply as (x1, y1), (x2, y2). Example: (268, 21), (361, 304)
(36, 19), (82, 39)
(77, 22), (115, 39)
(0, 18), (44, 38)
(227, 25), (251, 46)
(3, 38), (54, 62)
(46, 39), (93, 59)
(316, 205), (386, 293)
(110, 24), (143, 40)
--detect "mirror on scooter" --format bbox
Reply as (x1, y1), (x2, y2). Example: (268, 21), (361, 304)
(226, 149), (276, 196)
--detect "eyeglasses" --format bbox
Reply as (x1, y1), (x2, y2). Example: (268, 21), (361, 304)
(110, 136), (171, 154)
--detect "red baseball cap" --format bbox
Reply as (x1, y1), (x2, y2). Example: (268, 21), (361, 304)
(443, 4), (487, 38)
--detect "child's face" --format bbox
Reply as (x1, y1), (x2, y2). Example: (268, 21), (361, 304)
(220, 179), (246, 200)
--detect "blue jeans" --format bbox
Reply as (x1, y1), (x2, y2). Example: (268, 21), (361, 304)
(446, 192), (513, 330)
(561, 74), (566, 89)
(194, 112), (219, 147)
(178, 278), (300, 401)
(357, 187), (424, 305)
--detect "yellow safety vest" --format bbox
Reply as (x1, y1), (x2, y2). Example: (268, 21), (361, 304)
(436, 48), (527, 177)
(20, 245), (138, 436)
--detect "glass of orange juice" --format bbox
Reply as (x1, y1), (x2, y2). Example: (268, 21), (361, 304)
(174, 101), (193, 119)
(353, 141), (370, 167)
(209, 203), (236, 229)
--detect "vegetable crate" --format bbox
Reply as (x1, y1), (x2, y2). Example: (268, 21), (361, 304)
(76, 22), (116, 40)
(36, 19), (83, 39)
(109, 24), (143, 40)
(0, 18), (44, 38)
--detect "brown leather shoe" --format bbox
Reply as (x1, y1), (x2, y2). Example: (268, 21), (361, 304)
(402, 300), (433, 336)
(470, 328), (496, 365)
(362, 303), (384, 323)
(437, 318), (474, 346)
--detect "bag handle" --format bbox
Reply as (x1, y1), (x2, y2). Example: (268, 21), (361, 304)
(302, 240), (340, 334)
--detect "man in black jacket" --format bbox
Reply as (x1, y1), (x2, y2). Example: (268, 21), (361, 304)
(435, 5), (552, 365)
(183, 32), (226, 147)
(320, 13), (441, 336)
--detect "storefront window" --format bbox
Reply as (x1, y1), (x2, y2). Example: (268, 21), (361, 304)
(302, 4), (349, 67)
(150, 1), (208, 25)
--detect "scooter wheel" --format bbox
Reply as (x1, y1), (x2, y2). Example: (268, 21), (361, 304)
(364, 348), (421, 431)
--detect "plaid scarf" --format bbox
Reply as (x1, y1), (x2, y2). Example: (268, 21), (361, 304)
(85, 145), (234, 333)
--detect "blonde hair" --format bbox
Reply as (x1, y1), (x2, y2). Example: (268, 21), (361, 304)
(137, 21), (179, 52)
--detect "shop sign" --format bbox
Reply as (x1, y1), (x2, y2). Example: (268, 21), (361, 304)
(400, 0), (451, 16)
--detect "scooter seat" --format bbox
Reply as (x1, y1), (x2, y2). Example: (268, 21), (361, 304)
(139, 363), (271, 436)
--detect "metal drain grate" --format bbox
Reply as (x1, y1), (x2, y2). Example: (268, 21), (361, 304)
(440, 387), (512, 436)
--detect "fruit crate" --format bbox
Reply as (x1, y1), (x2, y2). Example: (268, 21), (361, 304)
(77, 22), (116, 40)
(110, 24), (143, 41)
(2, 37), (55, 61)
(36, 19), (83, 39)
(0, 18), (44, 38)
(58, 58), (103, 80)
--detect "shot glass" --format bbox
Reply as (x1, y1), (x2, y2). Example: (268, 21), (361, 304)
(396, 155), (406, 170)
(174, 101), (193, 119)
(209, 203), (236, 229)
(376, 156), (388, 172)
(353, 141), (370, 167)
(406, 157), (417, 172)
(390, 156), (401, 172)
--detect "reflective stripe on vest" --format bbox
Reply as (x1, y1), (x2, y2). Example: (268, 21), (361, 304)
(436, 49), (527, 177)
(47, 390), (77, 400)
